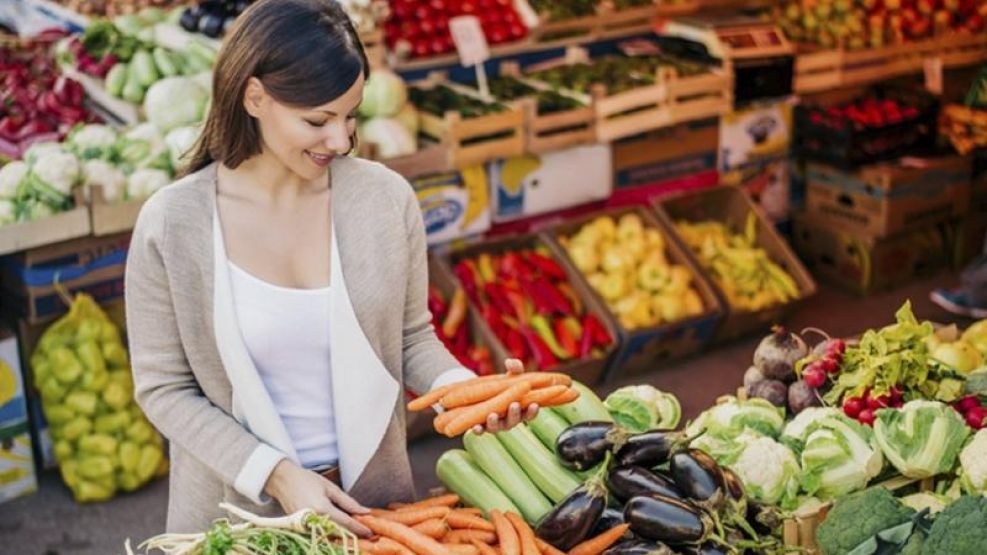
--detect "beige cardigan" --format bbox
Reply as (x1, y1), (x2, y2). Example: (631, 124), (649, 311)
(125, 158), (465, 533)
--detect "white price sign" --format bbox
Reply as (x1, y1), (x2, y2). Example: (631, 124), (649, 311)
(449, 15), (491, 68)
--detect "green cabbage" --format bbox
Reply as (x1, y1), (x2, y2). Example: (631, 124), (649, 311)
(958, 429), (987, 494)
(798, 414), (884, 500)
(143, 77), (208, 133)
(873, 400), (970, 479)
(359, 69), (408, 118)
(604, 385), (681, 433)
(687, 396), (785, 439)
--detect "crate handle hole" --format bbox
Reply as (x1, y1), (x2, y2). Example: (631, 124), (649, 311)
(820, 254), (836, 267)
(837, 194), (855, 207)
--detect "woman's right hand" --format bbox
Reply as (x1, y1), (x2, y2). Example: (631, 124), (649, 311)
(264, 459), (372, 537)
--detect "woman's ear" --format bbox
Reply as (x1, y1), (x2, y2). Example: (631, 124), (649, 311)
(243, 77), (266, 118)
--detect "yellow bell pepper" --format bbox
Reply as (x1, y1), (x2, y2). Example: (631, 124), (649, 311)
(65, 391), (98, 416)
(50, 347), (83, 385)
(78, 455), (114, 479)
(79, 434), (118, 457)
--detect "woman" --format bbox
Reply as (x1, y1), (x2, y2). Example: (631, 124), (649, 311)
(125, 0), (537, 536)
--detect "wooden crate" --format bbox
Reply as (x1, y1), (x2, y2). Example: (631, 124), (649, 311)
(0, 190), (91, 257)
(89, 185), (145, 236)
(413, 74), (526, 169)
(661, 65), (733, 126)
(523, 1), (658, 43)
(360, 142), (452, 179)
(783, 475), (935, 553)
(496, 62), (598, 154)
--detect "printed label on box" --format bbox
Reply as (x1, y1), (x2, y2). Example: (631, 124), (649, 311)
(0, 432), (37, 504)
(489, 144), (612, 222)
(0, 335), (27, 428)
(414, 166), (491, 246)
(721, 156), (791, 223)
(720, 102), (792, 173)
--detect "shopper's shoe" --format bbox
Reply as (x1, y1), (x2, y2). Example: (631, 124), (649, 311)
(930, 288), (987, 319)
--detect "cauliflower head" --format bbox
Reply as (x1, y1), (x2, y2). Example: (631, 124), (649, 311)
(958, 428), (987, 494)
(83, 160), (127, 204)
(730, 435), (801, 509)
(0, 161), (29, 199)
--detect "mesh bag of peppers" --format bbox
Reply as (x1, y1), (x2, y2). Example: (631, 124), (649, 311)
(31, 293), (167, 502)
(453, 247), (612, 371)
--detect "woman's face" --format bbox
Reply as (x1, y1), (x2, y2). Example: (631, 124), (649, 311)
(245, 73), (365, 182)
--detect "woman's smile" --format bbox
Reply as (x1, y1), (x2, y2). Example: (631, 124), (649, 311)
(305, 150), (335, 167)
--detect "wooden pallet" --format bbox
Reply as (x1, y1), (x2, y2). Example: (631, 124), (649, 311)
(413, 74), (526, 169)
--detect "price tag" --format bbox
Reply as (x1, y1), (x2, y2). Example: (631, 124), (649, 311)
(924, 56), (943, 95)
(449, 15), (491, 68)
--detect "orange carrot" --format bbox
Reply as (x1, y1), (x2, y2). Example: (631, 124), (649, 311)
(360, 539), (401, 554)
(539, 388), (580, 407)
(445, 545), (480, 555)
(378, 537), (417, 555)
(520, 385), (569, 407)
(389, 502), (410, 510)
(457, 508), (484, 516)
(504, 512), (539, 555)
(412, 518), (450, 540)
(371, 506), (452, 526)
(409, 385), (456, 412)
(440, 379), (515, 410)
(446, 511), (496, 532)
(397, 494), (462, 511)
(567, 524), (631, 555)
(490, 510), (520, 555)
(357, 515), (453, 555)
(471, 539), (500, 555)
(444, 530), (497, 544)
(434, 406), (470, 434)
(536, 539), (566, 555)
(444, 382), (532, 437)
(511, 372), (572, 388)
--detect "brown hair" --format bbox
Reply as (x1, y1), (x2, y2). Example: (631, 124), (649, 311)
(183, 0), (369, 175)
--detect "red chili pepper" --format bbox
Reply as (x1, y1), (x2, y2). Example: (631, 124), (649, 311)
(519, 277), (555, 315)
(454, 260), (481, 304)
(584, 313), (611, 347)
(504, 328), (528, 361)
(428, 285), (447, 318)
(505, 290), (533, 323)
(484, 282), (515, 317)
(454, 319), (469, 356)
(578, 319), (594, 359)
(554, 317), (579, 359)
(482, 304), (507, 338)
(534, 278), (573, 315)
(527, 251), (568, 281)
(501, 251), (535, 280)
(519, 325), (558, 370)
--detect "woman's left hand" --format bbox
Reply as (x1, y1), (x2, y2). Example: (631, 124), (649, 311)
(471, 358), (539, 435)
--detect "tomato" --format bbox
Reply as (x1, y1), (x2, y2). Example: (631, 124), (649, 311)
(412, 39), (432, 58)
(429, 0), (447, 11)
(391, 0), (415, 19)
(419, 20), (436, 36)
(459, 0), (478, 14)
(414, 5), (433, 20)
(401, 20), (422, 38)
(508, 23), (526, 39)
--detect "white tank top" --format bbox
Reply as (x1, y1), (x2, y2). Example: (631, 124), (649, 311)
(228, 261), (338, 469)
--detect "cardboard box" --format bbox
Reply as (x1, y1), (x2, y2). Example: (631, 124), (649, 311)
(611, 118), (719, 191)
(805, 155), (973, 238)
(412, 166), (492, 246)
(722, 156), (792, 224)
(654, 186), (817, 343)
(793, 214), (955, 295)
(0, 233), (130, 323)
(444, 234), (619, 386)
(719, 101), (793, 173)
(0, 330), (37, 504)
(488, 144), (613, 223)
(544, 206), (725, 379)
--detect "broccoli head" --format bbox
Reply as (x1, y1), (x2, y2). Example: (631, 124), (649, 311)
(816, 487), (916, 555)
(921, 495), (987, 555)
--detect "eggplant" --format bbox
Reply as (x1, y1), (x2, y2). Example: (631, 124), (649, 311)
(607, 465), (682, 504)
(198, 14), (225, 38)
(535, 478), (608, 551)
(179, 7), (202, 32)
(746, 500), (782, 536)
(591, 507), (627, 537)
(669, 449), (726, 508)
(614, 431), (683, 468)
(720, 467), (745, 504)
(624, 494), (711, 545)
(556, 422), (625, 471)
(603, 540), (676, 555)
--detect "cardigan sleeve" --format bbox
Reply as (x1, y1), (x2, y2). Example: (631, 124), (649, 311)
(125, 193), (283, 504)
(397, 183), (474, 396)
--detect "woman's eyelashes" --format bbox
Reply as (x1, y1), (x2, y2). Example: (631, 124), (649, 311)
(304, 111), (357, 127)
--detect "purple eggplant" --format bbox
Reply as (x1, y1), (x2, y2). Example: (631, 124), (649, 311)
(591, 506), (627, 537)
(536, 478), (608, 551)
(624, 494), (712, 545)
(669, 449), (726, 508)
(603, 540), (676, 555)
(556, 422), (627, 471)
(614, 431), (685, 468)
(720, 467), (746, 504)
(607, 465), (682, 504)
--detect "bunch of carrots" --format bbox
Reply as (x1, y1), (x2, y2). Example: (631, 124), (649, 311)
(356, 495), (631, 555)
(407, 372), (581, 437)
